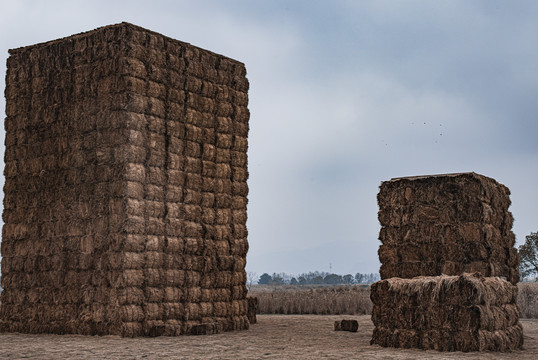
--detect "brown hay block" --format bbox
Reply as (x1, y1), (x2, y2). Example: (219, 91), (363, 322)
(118, 287), (144, 305)
(232, 167), (248, 183)
(334, 319), (359, 332)
(185, 287), (202, 302)
(120, 305), (144, 322)
(202, 177), (217, 192)
(216, 194), (232, 208)
(246, 296), (258, 324)
(370, 274), (522, 352)
(216, 209), (232, 224)
(232, 272), (247, 287)
(184, 140), (202, 158)
(183, 189), (203, 205)
(233, 135), (248, 152)
(185, 124), (203, 142)
(164, 268), (186, 286)
(216, 148), (231, 163)
(217, 255), (234, 271)
(232, 182), (248, 197)
(202, 143), (216, 161)
(143, 320), (166, 337)
(372, 274), (517, 308)
(232, 257), (247, 272)
(184, 303), (201, 321)
(231, 151), (248, 167)
(232, 285), (248, 300)
(162, 303), (185, 321)
(229, 238), (249, 256)
(166, 218), (185, 238)
(216, 163), (232, 179)
(215, 288), (233, 302)
(199, 302), (214, 318)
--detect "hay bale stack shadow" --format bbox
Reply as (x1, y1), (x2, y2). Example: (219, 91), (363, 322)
(0, 22), (250, 337)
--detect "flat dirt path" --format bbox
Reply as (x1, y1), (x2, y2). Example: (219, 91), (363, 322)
(1, 315), (537, 359)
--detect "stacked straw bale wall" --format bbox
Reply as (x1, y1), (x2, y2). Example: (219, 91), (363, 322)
(372, 173), (522, 351)
(370, 274), (523, 351)
(377, 172), (519, 284)
(0, 22), (250, 336)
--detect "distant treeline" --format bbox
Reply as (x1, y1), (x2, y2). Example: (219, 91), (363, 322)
(255, 271), (380, 286)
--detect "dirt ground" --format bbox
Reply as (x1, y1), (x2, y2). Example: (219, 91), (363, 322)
(0, 315), (537, 359)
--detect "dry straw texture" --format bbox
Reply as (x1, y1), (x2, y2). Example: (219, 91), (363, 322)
(370, 274), (523, 352)
(377, 172), (519, 284)
(0, 22), (250, 336)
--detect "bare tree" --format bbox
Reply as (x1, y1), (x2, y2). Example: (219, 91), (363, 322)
(247, 271), (258, 290)
(519, 232), (538, 281)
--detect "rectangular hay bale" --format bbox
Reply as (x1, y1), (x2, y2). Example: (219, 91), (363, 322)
(370, 274), (523, 352)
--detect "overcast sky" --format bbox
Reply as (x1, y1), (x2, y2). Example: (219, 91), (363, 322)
(1, 0), (537, 276)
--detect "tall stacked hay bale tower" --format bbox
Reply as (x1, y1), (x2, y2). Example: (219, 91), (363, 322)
(0, 23), (250, 336)
(371, 173), (523, 351)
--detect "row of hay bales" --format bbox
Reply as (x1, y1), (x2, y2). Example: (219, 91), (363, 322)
(371, 173), (523, 352)
(0, 23), (251, 336)
(371, 274), (523, 351)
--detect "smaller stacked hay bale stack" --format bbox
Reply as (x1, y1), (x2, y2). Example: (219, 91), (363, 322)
(371, 173), (523, 352)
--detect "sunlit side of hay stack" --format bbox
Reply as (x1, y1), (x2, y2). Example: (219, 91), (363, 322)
(0, 22), (250, 336)
(372, 173), (523, 351)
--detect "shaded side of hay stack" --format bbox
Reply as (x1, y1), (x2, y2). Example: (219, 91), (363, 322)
(370, 274), (523, 352)
(377, 172), (519, 284)
(0, 22), (250, 336)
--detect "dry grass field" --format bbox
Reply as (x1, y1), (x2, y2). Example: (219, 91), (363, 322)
(250, 285), (372, 315)
(0, 315), (537, 359)
(519, 282), (538, 318)
(250, 282), (538, 318)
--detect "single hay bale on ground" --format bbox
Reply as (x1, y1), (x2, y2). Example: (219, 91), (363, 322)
(370, 273), (523, 352)
(334, 319), (359, 332)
